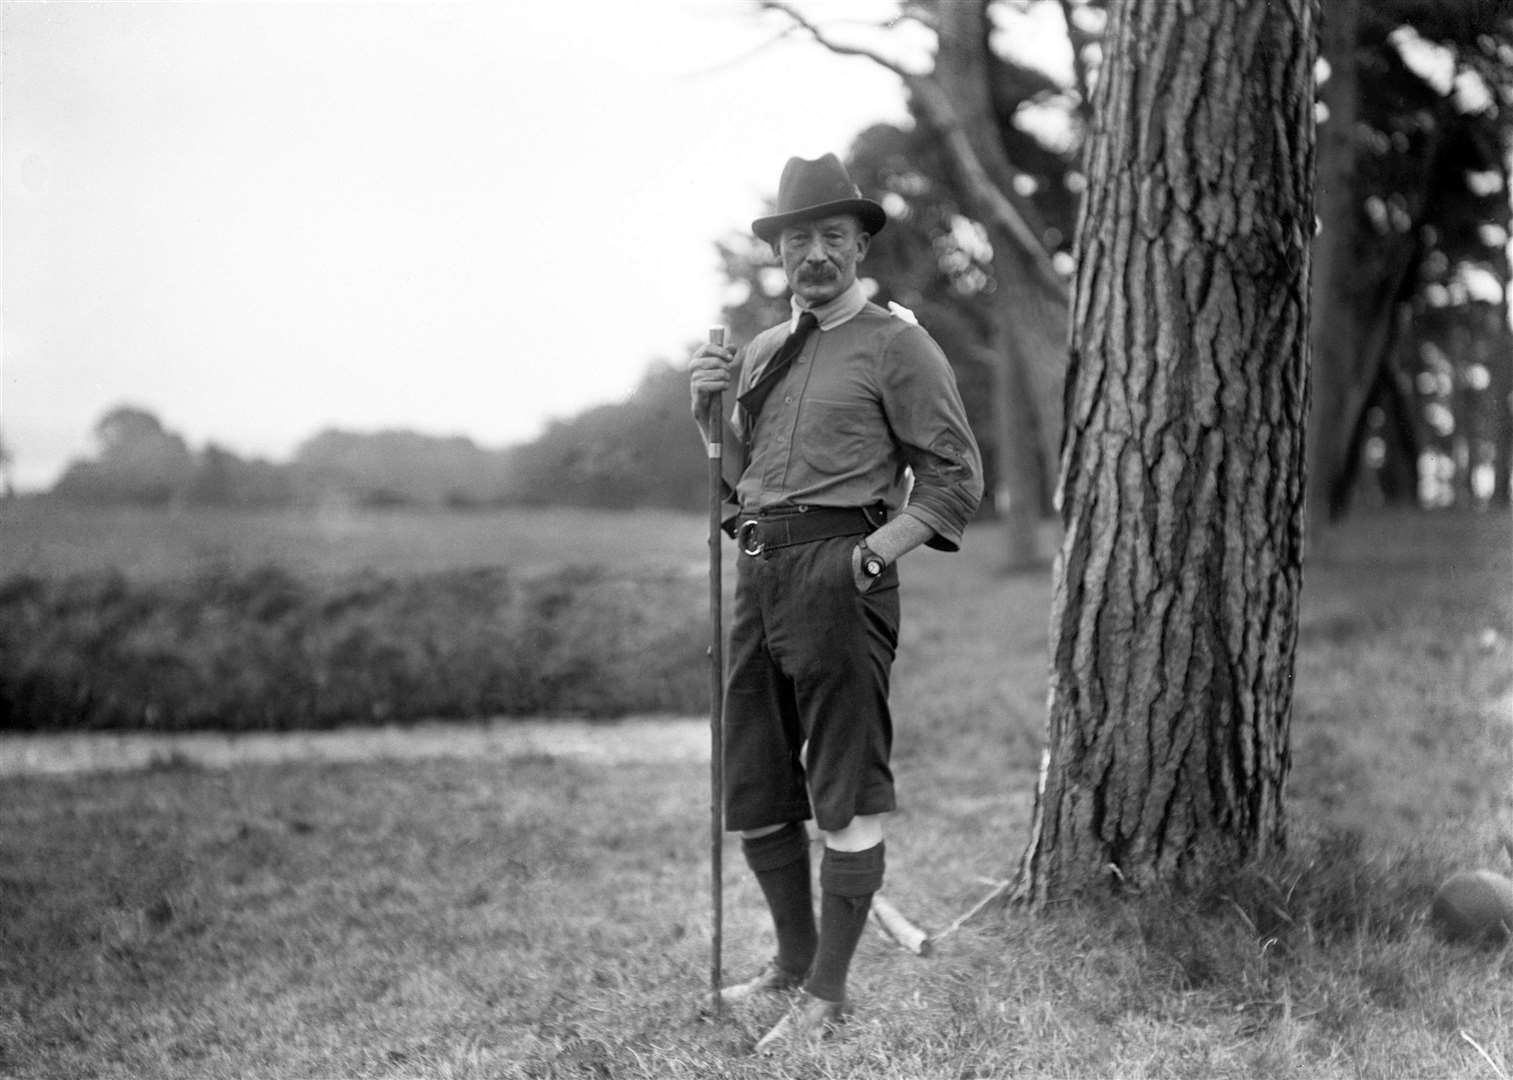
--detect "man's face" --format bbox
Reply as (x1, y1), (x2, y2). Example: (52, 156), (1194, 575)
(778, 214), (870, 307)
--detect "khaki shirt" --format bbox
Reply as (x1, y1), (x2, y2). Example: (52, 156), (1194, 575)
(721, 283), (983, 551)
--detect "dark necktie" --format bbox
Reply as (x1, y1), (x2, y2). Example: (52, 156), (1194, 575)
(737, 311), (819, 426)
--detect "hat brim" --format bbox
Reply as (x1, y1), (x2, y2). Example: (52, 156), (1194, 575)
(752, 198), (887, 245)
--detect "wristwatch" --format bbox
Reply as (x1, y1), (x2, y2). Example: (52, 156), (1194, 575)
(856, 542), (886, 581)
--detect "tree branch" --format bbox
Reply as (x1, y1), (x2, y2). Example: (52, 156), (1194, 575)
(678, 24), (804, 79)
(1055, 0), (1096, 124)
(758, 0), (915, 79)
(760, 0), (1068, 300)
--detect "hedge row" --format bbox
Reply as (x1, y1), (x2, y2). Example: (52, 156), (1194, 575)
(0, 563), (709, 731)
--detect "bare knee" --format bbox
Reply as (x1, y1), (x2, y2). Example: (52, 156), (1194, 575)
(740, 822), (795, 841)
(821, 813), (885, 852)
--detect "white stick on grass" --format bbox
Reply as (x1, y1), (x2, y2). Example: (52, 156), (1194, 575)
(870, 893), (932, 956)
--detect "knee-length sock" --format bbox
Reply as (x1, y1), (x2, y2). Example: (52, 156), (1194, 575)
(804, 842), (885, 1003)
(741, 822), (816, 978)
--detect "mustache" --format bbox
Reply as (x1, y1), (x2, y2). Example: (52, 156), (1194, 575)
(797, 264), (839, 282)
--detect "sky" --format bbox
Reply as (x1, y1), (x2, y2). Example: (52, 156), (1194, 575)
(2, 0), (918, 490)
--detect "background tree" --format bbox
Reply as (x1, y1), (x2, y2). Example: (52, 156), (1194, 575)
(188, 443), (295, 508)
(1014, 0), (1317, 901)
(292, 428), (513, 508)
(1309, 0), (1513, 523)
(0, 431), (14, 499)
(54, 405), (197, 506)
(499, 362), (707, 510)
(50, 407), (519, 510)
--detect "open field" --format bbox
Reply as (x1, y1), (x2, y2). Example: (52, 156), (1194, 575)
(0, 500), (714, 582)
(1, 503), (1511, 1077)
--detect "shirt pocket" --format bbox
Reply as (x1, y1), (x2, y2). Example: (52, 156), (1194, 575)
(796, 399), (878, 476)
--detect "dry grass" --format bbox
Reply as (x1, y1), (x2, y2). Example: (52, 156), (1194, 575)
(1, 506), (1510, 1078)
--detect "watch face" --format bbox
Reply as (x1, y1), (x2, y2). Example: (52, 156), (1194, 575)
(864, 557), (884, 577)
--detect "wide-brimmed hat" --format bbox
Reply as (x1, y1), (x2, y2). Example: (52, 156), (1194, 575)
(751, 153), (887, 244)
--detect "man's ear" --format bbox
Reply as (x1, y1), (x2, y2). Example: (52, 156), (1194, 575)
(856, 230), (871, 262)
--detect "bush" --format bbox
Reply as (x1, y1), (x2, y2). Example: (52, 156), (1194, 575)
(0, 563), (709, 731)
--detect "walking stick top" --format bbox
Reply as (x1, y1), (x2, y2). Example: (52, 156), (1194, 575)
(707, 327), (726, 455)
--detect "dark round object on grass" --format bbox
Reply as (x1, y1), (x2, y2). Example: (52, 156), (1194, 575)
(1430, 869), (1513, 944)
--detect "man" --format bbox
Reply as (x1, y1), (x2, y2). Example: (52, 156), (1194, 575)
(690, 153), (983, 1053)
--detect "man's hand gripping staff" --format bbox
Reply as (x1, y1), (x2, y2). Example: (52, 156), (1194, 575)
(690, 333), (738, 439)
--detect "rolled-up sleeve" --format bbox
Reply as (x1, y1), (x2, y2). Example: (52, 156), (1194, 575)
(880, 324), (984, 551)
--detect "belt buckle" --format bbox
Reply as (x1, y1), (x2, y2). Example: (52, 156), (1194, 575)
(738, 520), (764, 557)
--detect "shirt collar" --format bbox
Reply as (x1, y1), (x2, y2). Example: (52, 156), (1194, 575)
(790, 280), (867, 332)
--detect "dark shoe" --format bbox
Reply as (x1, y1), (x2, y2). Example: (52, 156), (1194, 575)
(754, 990), (847, 1054)
(711, 960), (805, 1008)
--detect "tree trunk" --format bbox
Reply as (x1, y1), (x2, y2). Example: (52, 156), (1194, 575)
(1492, 319), (1513, 508)
(1374, 309), (1425, 506)
(1307, 0), (1462, 526)
(1488, 158), (1513, 509)
(1493, 354), (1513, 508)
(1450, 318), (1481, 507)
(926, 0), (1069, 567)
(983, 324), (1046, 567)
(1306, 0), (1361, 530)
(1016, 0), (1317, 904)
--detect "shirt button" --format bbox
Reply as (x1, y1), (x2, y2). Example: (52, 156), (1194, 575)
(784, 396), (793, 404)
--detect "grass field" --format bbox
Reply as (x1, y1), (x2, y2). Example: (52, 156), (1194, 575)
(0, 500), (713, 582)
(1, 502), (1511, 1078)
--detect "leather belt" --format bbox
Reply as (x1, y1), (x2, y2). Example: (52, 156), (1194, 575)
(736, 505), (886, 557)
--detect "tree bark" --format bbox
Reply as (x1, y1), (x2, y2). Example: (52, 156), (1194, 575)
(1016, 0), (1317, 903)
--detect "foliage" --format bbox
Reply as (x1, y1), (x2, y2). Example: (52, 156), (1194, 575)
(501, 362), (707, 510)
(291, 428), (515, 508)
(185, 442), (296, 507)
(51, 406), (518, 510)
(0, 561), (708, 731)
(53, 406), (199, 506)
(0, 427), (15, 499)
(47, 366), (710, 513)
(1335, 1), (1513, 512)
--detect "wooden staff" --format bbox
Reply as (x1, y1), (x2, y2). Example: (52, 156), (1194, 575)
(705, 325), (727, 1011)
